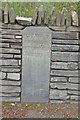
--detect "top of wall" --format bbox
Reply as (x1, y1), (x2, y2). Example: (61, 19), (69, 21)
(0, 5), (80, 31)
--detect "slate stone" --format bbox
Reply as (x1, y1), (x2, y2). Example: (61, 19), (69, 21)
(51, 52), (78, 62)
(61, 8), (67, 26)
(68, 83), (79, 90)
(2, 86), (20, 92)
(7, 73), (20, 80)
(44, 9), (49, 25)
(52, 32), (79, 40)
(0, 72), (6, 79)
(0, 38), (22, 43)
(0, 96), (20, 102)
(69, 77), (80, 83)
(1, 48), (20, 54)
(51, 77), (67, 82)
(0, 43), (9, 47)
(0, 92), (20, 97)
(50, 89), (67, 100)
(0, 54), (13, 58)
(8, 8), (16, 24)
(0, 59), (18, 66)
(56, 11), (62, 26)
(50, 82), (68, 90)
(0, 9), (3, 23)
(71, 95), (79, 101)
(49, 26), (66, 31)
(66, 14), (71, 26)
(71, 10), (78, 26)
(68, 90), (80, 95)
(0, 80), (21, 86)
(32, 7), (38, 25)
(51, 62), (78, 70)
(1, 68), (20, 72)
(51, 70), (78, 77)
(21, 27), (51, 102)
(4, 4), (9, 24)
(52, 39), (79, 45)
(67, 26), (80, 32)
(52, 44), (79, 51)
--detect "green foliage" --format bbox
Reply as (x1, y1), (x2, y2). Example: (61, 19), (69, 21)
(0, 2), (79, 17)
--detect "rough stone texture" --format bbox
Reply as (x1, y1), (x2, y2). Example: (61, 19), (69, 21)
(2, 86), (21, 92)
(52, 39), (79, 45)
(0, 24), (22, 102)
(7, 73), (20, 80)
(50, 83), (68, 90)
(0, 92), (20, 97)
(0, 97), (20, 102)
(51, 70), (78, 77)
(51, 77), (67, 82)
(0, 72), (6, 79)
(51, 62), (78, 70)
(51, 52), (78, 62)
(52, 44), (79, 51)
(52, 32), (79, 40)
(0, 80), (21, 86)
(50, 28), (79, 103)
(69, 77), (80, 83)
(0, 59), (18, 66)
(50, 89), (68, 100)
(1, 48), (20, 54)
(0, 54), (13, 58)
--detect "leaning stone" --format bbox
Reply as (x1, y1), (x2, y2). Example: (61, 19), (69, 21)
(71, 10), (78, 26)
(4, 4), (9, 24)
(61, 7), (67, 26)
(66, 14), (71, 26)
(44, 9), (49, 25)
(32, 7), (38, 25)
(8, 7), (16, 24)
(56, 11), (62, 26)
(0, 9), (3, 23)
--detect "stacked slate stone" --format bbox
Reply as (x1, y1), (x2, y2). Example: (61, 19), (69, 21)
(49, 25), (80, 103)
(0, 6), (24, 102)
(32, 6), (79, 27)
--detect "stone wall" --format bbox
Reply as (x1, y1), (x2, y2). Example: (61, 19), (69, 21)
(0, 23), (24, 102)
(0, 6), (80, 103)
(49, 26), (80, 103)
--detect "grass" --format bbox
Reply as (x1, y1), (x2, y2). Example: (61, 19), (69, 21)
(0, 2), (79, 17)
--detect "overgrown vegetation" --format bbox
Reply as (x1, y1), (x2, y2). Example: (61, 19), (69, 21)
(0, 2), (79, 17)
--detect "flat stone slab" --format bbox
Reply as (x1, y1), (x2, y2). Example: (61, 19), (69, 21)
(21, 27), (51, 102)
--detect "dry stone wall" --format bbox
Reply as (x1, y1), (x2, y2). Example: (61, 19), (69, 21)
(50, 26), (80, 103)
(0, 6), (80, 103)
(0, 23), (24, 102)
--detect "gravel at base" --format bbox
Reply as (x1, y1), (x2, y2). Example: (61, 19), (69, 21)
(1, 103), (79, 118)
